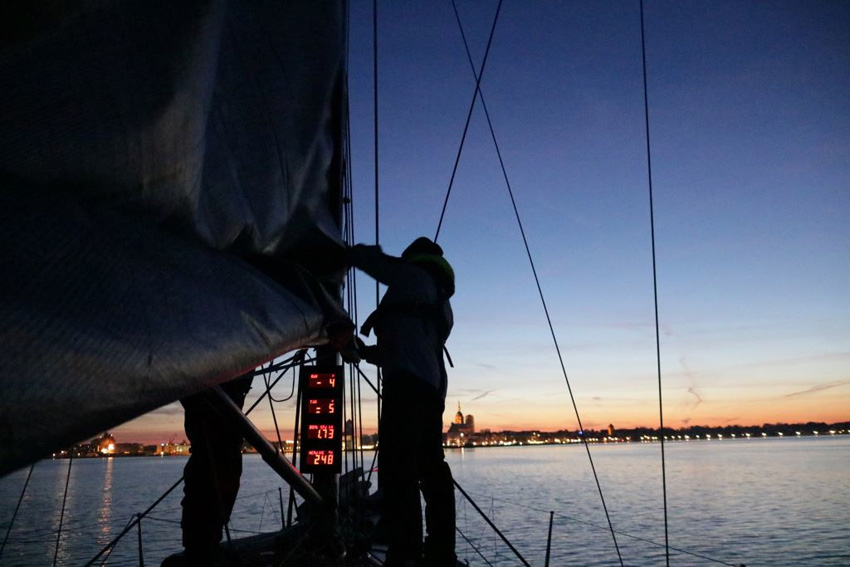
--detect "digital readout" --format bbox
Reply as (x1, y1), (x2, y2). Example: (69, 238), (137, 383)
(307, 398), (336, 415)
(307, 424), (335, 440)
(308, 373), (337, 389)
(307, 449), (335, 466)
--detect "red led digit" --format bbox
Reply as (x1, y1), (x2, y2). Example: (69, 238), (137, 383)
(307, 425), (336, 440)
(307, 450), (336, 466)
(307, 399), (336, 415)
(309, 373), (337, 388)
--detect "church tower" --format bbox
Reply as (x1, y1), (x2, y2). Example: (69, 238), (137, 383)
(453, 402), (464, 425)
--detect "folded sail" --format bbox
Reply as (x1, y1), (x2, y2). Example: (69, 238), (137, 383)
(0, 0), (348, 475)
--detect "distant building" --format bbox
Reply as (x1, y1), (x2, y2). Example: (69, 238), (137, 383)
(608, 424), (615, 437)
(158, 440), (190, 456)
(96, 432), (116, 455)
(114, 442), (144, 456)
(446, 403), (475, 446)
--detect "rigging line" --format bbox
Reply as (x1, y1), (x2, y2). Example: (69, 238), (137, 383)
(85, 477), (184, 566)
(372, 0), (381, 307)
(450, 3), (625, 565)
(266, 352), (310, 373)
(343, 149), (365, 475)
(353, 361), (381, 486)
(264, 360), (297, 403)
(372, 0), (379, 252)
(434, 0), (503, 242)
(345, 363), (353, 476)
(52, 453), (72, 566)
(639, 1), (670, 565)
(453, 480), (531, 567)
(265, 371), (286, 456)
(258, 358), (290, 403)
(245, 351), (308, 377)
(244, 351), (309, 415)
(266, 367), (297, 403)
(456, 526), (496, 567)
(356, 359), (366, 471)
(287, 355), (306, 528)
(0, 463), (34, 558)
(352, 363), (381, 398)
(98, 515), (135, 567)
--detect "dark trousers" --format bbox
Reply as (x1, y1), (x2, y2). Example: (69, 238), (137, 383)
(180, 375), (253, 551)
(380, 375), (456, 565)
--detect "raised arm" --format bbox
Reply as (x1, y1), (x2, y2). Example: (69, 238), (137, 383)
(348, 244), (419, 287)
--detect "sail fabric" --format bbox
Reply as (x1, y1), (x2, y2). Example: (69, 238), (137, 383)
(0, 0), (348, 475)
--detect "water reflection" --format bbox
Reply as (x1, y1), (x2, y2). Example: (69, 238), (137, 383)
(51, 458), (76, 566)
(98, 457), (114, 542)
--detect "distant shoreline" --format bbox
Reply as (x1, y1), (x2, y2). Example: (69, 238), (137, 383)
(49, 424), (849, 460)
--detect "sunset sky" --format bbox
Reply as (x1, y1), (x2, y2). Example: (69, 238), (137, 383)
(116, 1), (848, 444)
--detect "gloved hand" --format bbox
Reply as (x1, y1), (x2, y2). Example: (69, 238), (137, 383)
(356, 337), (380, 366)
(339, 334), (362, 364)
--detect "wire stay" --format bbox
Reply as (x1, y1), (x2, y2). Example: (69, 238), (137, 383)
(638, 1), (671, 564)
(449, 2), (625, 564)
(434, 0), (504, 242)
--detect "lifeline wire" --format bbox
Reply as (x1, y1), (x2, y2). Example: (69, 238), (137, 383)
(85, 354), (307, 565)
(455, 526), (495, 567)
(464, 489), (746, 567)
(450, 2), (624, 564)
(0, 463), (34, 559)
(639, 1), (671, 564)
(85, 477), (184, 566)
(434, 0), (503, 242)
(98, 515), (136, 566)
(453, 480), (531, 567)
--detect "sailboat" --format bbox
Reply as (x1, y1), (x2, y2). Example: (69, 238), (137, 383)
(2, 1), (846, 566)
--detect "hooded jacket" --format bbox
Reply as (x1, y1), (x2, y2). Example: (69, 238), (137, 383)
(349, 244), (453, 399)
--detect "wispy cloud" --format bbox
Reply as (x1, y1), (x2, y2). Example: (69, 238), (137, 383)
(784, 379), (850, 398)
(687, 386), (703, 407)
(680, 356), (703, 409)
(471, 390), (494, 401)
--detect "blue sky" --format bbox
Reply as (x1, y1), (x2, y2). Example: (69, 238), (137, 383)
(118, 1), (848, 443)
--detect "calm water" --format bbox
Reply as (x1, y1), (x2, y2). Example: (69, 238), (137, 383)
(1, 437), (848, 566)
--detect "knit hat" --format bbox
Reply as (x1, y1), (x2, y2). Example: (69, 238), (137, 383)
(403, 238), (455, 298)
(402, 237), (443, 259)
